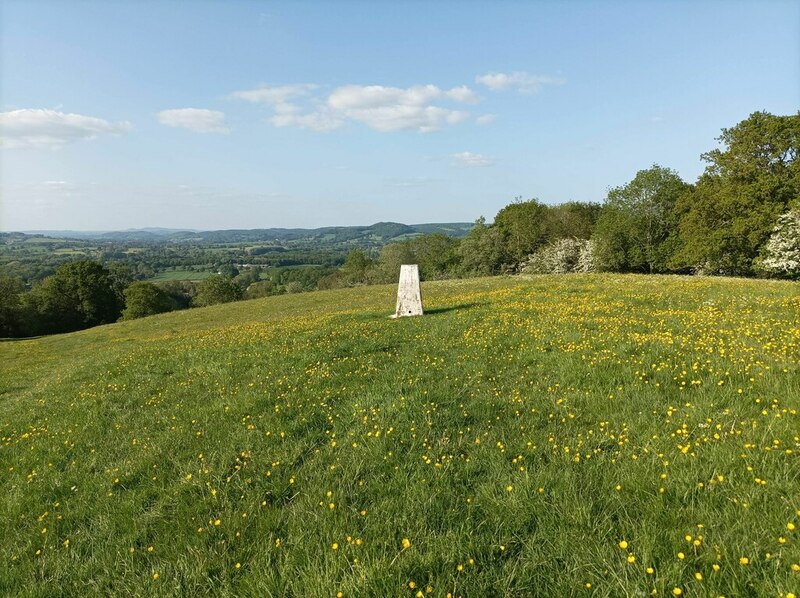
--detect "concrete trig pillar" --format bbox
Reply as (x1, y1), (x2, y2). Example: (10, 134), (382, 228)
(392, 264), (423, 318)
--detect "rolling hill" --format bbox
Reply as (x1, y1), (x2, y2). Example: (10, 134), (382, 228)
(17, 222), (475, 245)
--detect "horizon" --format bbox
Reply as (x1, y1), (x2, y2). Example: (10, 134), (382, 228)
(1, 0), (798, 231)
(11, 219), (475, 235)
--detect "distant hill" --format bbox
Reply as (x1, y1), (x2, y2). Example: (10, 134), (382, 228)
(15, 222), (474, 245)
(18, 228), (199, 241)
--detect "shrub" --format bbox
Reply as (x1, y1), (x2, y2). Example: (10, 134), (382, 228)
(192, 275), (243, 307)
(121, 282), (175, 320)
(520, 238), (595, 274)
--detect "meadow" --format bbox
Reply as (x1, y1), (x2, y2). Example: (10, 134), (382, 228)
(149, 270), (214, 282)
(1, 275), (798, 597)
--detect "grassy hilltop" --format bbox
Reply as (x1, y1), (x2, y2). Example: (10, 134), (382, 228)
(1, 275), (798, 597)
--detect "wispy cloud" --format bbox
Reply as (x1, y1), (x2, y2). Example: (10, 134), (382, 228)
(326, 84), (474, 132)
(271, 109), (345, 133)
(231, 82), (477, 133)
(476, 71), (565, 94)
(228, 84), (317, 105)
(0, 108), (131, 149)
(41, 180), (73, 187)
(329, 84), (476, 110)
(476, 114), (497, 126)
(157, 108), (229, 133)
(451, 151), (495, 167)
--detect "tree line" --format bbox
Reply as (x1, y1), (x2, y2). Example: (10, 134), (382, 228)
(1, 111), (797, 338)
(324, 111), (799, 282)
(0, 262), (342, 337)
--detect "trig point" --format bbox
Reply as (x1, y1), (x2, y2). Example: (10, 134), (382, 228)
(392, 264), (423, 318)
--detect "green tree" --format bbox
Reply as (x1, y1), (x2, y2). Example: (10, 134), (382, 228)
(192, 275), (243, 307)
(493, 199), (548, 264)
(412, 233), (460, 279)
(366, 235), (462, 283)
(23, 260), (122, 334)
(340, 249), (374, 284)
(234, 268), (262, 291)
(120, 282), (175, 320)
(376, 241), (417, 282)
(107, 262), (135, 304)
(136, 263), (155, 278)
(593, 165), (690, 272)
(457, 217), (506, 276)
(216, 263), (240, 278)
(157, 281), (195, 309)
(0, 275), (26, 337)
(542, 201), (602, 241)
(284, 281), (304, 294)
(673, 111), (800, 275)
(244, 280), (277, 298)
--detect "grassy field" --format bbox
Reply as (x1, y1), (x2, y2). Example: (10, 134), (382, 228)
(1, 275), (798, 597)
(149, 269), (213, 282)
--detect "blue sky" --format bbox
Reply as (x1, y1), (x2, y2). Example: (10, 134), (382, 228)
(1, 0), (798, 231)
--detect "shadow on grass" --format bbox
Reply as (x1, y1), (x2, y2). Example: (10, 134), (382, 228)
(347, 302), (485, 322)
(424, 302), (486, 315)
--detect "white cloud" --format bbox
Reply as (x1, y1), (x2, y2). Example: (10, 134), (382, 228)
(273, 102), (303, 115)
(0, 108), (131, 149)
(229, 84), (317, 105)
(233, 82), (477, 133)
(326, 84), (474, 132)
(157, 108), (229, 133)
(329, 85), (425, 110)
(446, 85), (480, 104)
(328, 84), (477, 110)
(271, 110), (344, 132)
(476, 71), (565, 94)
(476, 114), (497, 126)
(451, 151), (495, 167)
(340, 103), (468, 133)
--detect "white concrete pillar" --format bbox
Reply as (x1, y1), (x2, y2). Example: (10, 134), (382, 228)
(393, 264), (423, 317)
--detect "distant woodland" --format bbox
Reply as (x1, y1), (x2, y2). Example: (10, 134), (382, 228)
(1, 111), (797, 337)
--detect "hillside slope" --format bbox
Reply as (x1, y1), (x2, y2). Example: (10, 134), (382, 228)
(1, 275), (798, 597)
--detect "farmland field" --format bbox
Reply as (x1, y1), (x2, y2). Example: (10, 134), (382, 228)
(149, 269), (214, 282)
(1, 275), (798, 597)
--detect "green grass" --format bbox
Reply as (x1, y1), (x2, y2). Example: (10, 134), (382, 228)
(1, 275), (798, 597)
(149, 270), (213, 282)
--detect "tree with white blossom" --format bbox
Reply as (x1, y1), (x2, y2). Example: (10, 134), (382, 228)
(520, 238), (595, 274)
(756, 207), (800, 279)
